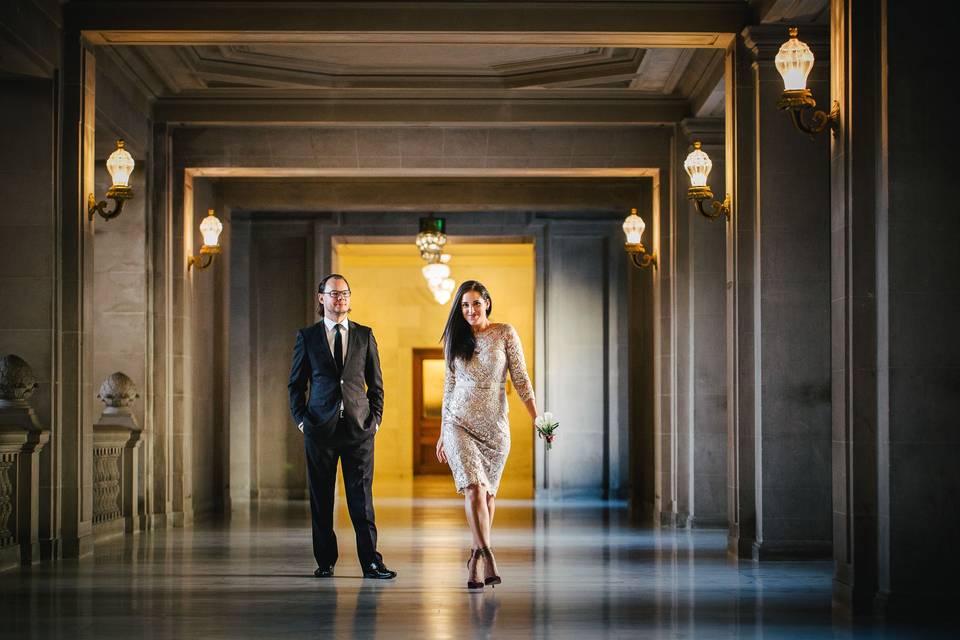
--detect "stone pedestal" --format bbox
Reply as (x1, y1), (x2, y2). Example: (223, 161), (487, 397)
(92, 373), (143, 539)
(0, 356), (50, 569)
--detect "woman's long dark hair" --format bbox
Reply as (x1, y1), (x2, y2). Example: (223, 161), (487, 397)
(441, 280), (493, 368)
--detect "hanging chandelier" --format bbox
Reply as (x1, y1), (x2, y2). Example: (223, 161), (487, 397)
(417, 216), (455, 304)
(416, 216), (447, 261)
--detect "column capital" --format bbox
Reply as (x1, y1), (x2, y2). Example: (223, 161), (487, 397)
(741, 24), (828, 64)
(680, 117), (724, 151)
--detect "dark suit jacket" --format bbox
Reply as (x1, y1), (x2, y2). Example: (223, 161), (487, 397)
(288, 320), (384, 441)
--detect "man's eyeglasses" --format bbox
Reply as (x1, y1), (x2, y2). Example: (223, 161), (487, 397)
(323, 290), (351, 300)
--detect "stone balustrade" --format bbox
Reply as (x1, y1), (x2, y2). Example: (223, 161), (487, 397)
(0, 355), (50, 570)
(92, 372), (143, 538)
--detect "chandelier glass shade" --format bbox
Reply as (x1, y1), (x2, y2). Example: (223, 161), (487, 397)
(417, 217), (455, 304)
(416, 216), (447, 261)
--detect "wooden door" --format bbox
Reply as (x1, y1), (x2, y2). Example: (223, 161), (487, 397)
(413, 348), (448, 475)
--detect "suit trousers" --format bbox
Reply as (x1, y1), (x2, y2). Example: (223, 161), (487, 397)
(303, 416), (382, 571)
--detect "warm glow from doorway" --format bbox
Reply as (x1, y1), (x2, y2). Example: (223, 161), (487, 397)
(335, 242), (536, 499)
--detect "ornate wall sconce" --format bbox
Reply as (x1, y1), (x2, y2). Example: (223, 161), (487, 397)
(776, 27), (839, 138)
(622, 208), (657, 269)
(187, 209), (224, 271)
(88, 140), (135, 221)
(684, 141), (731, 221)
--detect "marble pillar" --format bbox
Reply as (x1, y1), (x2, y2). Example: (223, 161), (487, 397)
(728, 26), (832, 559)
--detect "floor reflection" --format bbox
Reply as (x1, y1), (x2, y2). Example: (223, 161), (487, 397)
(0, 490), (950, 639)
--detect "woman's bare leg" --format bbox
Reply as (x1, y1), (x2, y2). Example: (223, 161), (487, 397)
(464, 484), (491, 550)
(486, 493), (496, 536)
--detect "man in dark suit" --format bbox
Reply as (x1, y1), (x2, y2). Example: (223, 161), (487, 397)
(288, 273), (396, 579)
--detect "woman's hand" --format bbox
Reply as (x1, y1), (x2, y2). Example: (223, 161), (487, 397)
(436, 437), (447, 464)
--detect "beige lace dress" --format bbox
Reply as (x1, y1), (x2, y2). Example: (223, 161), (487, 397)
(441, 323), (535, 496)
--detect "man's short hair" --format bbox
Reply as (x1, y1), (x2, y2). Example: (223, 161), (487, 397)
(318, 273), (350, 294)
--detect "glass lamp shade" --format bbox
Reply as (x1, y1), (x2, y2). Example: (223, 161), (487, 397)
(106, 140), (135, 187)
(199, 209), (223, 247)
(622, 208), (646, 245)
(430, 278), (456, 304)
(684, 141), (712, 188)
(775, 27), (815, 92)
(422, 262), (451, 283)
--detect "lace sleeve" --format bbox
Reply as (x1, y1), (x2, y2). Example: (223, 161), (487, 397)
(504, 324), (535, 403)
(441, 357), (456, 425)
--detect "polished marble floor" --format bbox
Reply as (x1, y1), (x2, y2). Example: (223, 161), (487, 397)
(0, 486), (950, 639)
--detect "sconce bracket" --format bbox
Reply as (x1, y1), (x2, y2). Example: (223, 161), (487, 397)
(88, 186), (134, 221)
(688, 188), (731, 221)
(187, 245), (221, 271)
(625, 243), (657, 270)
(779, 89), (839, 138)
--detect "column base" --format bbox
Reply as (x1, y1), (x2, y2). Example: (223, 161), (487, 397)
(727, 525), (755, 558)
(125, 513), (146, 533)
(169, 509), (194, 528)
(93, 518), (126, 543)
(751, 539), (831, 561)
(145, 513), (168, 530)
(628, 500), (656, 526)
(659, 510), (679, 527)
(688, 515), (728, 529)
(60, 533), (94, 559)
(39, 536), (61, 560)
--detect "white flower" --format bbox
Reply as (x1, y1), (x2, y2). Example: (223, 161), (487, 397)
(543, 411), (554, 424)
(535, 415), (545, 428)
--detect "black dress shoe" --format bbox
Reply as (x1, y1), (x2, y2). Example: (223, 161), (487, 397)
(363, 562), (397, 579)
(314, 566), (334, 578)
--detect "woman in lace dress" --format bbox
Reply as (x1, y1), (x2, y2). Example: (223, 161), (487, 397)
(435, 280), (539, 589)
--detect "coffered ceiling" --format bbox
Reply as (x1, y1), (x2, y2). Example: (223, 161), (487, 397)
(108, 42), (726, 122)
(114, 43), (722, 93)
(78, 0), (828, 126)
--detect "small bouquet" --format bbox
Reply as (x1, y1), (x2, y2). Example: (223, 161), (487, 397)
(534, 412), (559, 450)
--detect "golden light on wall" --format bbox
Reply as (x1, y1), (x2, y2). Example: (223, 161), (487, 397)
(88, 140), (135, 221)
(187, 209), (224, 271)
(684, 141), (731, 221)
(622, 208), (657, 269)
(776, 27), (839, 138)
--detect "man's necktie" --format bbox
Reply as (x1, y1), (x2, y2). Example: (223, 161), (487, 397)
(334, 324), (344, 372)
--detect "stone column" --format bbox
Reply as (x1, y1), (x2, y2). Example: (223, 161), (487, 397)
(55, 30), (96, 558)
(831, 0), (960, 615)
(148, 121), (172, 528)
(0, 72), (57, 562)
(92, 373), (143, 538)
(727, 26), (832, 559)
(679, 118), (728, 528)
(0, 355), (50, 569)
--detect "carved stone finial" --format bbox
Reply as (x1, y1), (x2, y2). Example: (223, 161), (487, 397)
(0, 354), (39, 402)
(97, 372), (139, 408)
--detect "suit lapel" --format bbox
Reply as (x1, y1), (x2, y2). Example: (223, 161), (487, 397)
(343, 322), (363, 373)
(312, 322), (337, 371)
